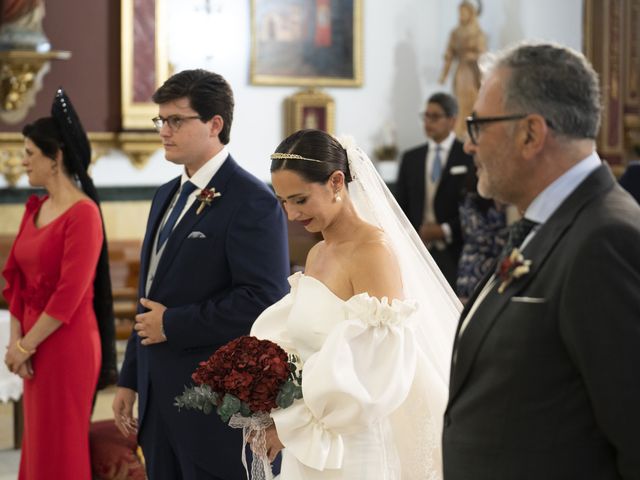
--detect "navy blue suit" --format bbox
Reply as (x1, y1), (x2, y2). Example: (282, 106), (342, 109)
(118, 155), (289, 479)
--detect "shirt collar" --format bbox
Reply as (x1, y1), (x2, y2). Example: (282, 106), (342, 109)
(180, 146), (229, 190)
(524, 150), (602, 224)
(429, 131), (455, 151)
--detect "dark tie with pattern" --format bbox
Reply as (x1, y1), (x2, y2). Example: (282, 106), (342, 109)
(157, 181), (197, 252)
(495, 218), (538, 269)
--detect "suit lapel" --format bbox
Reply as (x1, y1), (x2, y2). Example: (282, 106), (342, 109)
(434, 140), (466, 205)
(139, 178), (180, 296)
(449, 165), (615, 402)
(416, 145), (428, 207)
(148, 156), (239, 297)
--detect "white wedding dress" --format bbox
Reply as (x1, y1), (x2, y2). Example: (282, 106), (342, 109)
(251, 272), (444, 479)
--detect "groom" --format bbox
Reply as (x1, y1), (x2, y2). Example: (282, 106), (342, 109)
(112, 69), (290, 479)
(443, 43), (640, 479)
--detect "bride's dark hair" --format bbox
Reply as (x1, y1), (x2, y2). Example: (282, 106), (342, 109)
(270, 129), (352, 183)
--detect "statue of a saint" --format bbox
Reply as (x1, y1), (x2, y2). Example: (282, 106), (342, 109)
(439, 1), (487, 138)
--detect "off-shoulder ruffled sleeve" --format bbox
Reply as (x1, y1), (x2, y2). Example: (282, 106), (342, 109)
(270, 294), (418, 471)
(2, 195), (43, 321)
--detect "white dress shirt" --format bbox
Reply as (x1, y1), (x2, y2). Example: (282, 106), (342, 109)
(423, 132), (456, 247)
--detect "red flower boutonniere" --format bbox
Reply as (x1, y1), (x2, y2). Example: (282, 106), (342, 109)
(497, 248), (532, 293)
(196, 187), (221, 215)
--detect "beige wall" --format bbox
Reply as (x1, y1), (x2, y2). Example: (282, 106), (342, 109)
(0, 201), (151, 240)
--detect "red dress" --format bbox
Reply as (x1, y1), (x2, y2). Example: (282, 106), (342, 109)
(2, 195), (102, 480)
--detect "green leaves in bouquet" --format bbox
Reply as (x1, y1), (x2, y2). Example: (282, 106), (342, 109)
(174, 384), (219, 414)
(217, 393), (241, 423)
(276, 354), (303, 409)
(175, 386), (253, 423)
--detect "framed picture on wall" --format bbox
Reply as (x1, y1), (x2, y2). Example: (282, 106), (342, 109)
(285, 88), (335, 135)
(250, 0), (362, 87)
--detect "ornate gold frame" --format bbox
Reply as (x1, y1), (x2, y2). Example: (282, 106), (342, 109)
(284, 88), (335, 136)
(250, 0), (362, 87)
(121, 0), (169, 130)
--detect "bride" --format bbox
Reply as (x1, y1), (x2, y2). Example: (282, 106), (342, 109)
(250, 129), (461, 479)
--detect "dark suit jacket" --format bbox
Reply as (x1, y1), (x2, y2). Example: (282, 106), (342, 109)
(443, 165), (640, 480)
(118, 156), (290, 478)
(395, 140), (474, 282)
(619, 162), (640, 205)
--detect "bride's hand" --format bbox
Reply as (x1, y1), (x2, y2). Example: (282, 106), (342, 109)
(265, 424), (284, 462)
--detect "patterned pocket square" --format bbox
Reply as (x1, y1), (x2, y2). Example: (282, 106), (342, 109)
(511, 296), (546, 304)
(187, 231), (207, 239)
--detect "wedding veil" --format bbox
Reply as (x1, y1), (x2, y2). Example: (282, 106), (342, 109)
(338, 136), (461, 479)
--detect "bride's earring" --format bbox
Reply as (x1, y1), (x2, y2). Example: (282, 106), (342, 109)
(334, 190), (342, 202)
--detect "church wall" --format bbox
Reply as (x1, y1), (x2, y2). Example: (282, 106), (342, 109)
(0, 0), (583, 238)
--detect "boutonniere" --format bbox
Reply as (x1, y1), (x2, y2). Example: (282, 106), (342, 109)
(196, 187), (221, 215)
(497, 248), (532, 293)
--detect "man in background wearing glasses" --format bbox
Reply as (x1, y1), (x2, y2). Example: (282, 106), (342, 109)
(443, 42), (640, 480)
(112, 69), (290, 480)
(395, 92), (475, 288)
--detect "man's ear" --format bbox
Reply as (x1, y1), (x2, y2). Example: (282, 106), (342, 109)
(209, 115), (224, 138)
(520, 114), (548, 158)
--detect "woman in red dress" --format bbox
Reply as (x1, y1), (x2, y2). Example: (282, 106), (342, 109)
(3, 89), (116, 479)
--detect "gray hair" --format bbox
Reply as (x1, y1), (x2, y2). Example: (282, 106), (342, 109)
(488, 42), (601, 140)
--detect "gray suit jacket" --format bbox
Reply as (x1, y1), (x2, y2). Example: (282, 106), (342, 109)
(443, 165), (640, 480)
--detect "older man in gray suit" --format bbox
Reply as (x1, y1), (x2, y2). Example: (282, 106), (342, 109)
(443, 43), (640, 480)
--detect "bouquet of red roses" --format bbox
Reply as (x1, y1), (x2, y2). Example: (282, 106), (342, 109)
(174, 335), (302, 479)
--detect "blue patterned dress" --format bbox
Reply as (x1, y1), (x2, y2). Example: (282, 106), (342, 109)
(456, 195), (508, 300)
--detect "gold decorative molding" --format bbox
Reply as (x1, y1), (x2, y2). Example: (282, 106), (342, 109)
(0, 50), (71, 111)
(0, 132), (161, 186)
(117, 132), (160, 169)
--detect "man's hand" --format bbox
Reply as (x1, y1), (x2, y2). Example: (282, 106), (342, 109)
(419, 222), (445, 244)
(112, 387), (137, 437)
(135, 298), (167, 346)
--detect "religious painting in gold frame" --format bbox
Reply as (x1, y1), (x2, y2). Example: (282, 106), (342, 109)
(285, 88), (335, 136)
(121, 0), (169, 130)
(251, 0), (362, 87)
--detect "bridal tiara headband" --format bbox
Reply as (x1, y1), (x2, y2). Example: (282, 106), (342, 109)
(270, 152), (323, 163)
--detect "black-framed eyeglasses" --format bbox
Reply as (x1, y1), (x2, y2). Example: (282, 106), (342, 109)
(465, 113), (528, 145)
(152, 115), (202, 132)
